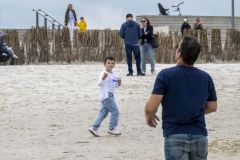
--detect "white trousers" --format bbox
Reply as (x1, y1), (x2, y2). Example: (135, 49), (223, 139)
(67, 20), (75, 41)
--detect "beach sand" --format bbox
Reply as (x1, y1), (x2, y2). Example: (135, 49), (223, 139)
(0, 63), (239, 160)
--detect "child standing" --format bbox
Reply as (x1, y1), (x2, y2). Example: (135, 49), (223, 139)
(77, 17), (87, 33)
(89, 57), (121, 137)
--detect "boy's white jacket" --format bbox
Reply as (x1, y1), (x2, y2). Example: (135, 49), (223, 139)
(97, 71), (119, 101)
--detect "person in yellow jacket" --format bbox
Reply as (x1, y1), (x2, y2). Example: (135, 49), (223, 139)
(77, 17), (87, 33)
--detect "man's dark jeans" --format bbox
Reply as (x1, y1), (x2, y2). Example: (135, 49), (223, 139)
(125, 44), (141, 74)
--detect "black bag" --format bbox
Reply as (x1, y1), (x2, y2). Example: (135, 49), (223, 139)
(151, 34), (160, 48)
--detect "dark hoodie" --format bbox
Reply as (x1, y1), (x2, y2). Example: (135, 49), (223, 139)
(181, 22), (191, 35)
(120, 20), (142, 45)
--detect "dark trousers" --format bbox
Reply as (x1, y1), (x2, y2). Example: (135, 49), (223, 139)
(125, 44), (141, 74)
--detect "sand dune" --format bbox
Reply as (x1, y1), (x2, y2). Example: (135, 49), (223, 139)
(0, 64), (239, 160)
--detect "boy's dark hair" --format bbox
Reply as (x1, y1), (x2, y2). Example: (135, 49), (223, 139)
(80, 17), (84, 19)
(179, 36), (201, 65)
(104, 56), (115, 64)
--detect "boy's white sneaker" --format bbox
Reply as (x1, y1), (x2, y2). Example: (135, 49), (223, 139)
(107, 128), (121, 136)
(89, 127), (100, 137)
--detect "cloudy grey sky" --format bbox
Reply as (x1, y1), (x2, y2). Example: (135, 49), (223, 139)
(0, 0), (239, 29)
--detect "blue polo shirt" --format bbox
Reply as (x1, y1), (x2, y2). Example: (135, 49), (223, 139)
(152, 65), (217, 137)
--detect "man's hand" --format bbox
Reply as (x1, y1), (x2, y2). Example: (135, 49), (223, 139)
(144, 94), (163, 127)
(102, 72), (108, 80)
(145, 113), (160, 127)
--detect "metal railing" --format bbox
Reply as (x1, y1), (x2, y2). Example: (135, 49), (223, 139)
(32, 9), (65, 29)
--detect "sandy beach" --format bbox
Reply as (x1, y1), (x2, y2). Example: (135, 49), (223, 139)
(0, 63), (239, 160)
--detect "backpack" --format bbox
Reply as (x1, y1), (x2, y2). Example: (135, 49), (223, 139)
(151, 34), (160, 48)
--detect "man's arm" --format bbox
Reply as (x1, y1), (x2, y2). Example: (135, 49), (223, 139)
(119, 24), (125, 39)
(145, 94), (163, 127)
(204, 101), (217, 114)
(138, 24), (143, 39)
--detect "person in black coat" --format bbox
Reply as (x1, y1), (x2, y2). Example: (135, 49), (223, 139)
(140, 17), (155, 74)
(181, 18), (191, 35)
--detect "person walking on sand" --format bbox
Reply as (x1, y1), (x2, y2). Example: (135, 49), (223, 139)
(89, 57), (121, 137)
(64, 4), (77, 41)
(145, 36), (217, 160)
(140, 17), (155, 75)
(120, 13), (145, 76)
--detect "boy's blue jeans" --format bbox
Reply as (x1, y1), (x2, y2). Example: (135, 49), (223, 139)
(92, 93), (119, 130)
(125, 44), (141, 74)
(164, 134), (208, 160)
(140, 42), (155, 73)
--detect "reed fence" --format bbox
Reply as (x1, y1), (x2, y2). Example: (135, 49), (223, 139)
(2, 28), (240, 65)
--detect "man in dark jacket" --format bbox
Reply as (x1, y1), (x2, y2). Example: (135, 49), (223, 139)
(120, 13), (145, 76)
(181, 18), (191, 35)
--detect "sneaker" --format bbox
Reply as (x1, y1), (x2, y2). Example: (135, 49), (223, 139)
(89, 127), (100, 137)
(151, 70), (155, 74)
(127, 73), (133, 76)
(2, 52), (8, 56)
(12, 53), (18, 59)
(137, 72), (145, 76)
(107, 128), (121, 136)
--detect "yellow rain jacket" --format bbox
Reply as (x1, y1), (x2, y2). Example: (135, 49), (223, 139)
(77, 21), (87, 32)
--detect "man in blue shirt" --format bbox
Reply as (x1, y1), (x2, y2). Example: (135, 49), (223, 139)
(120, 13), (145, 76)
(145, 36), (217, 160)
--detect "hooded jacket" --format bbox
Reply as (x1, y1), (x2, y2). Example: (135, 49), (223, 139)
(181, 22), (191, 35)
(120, 20), (142, 46)
(77, 20), (87, 32)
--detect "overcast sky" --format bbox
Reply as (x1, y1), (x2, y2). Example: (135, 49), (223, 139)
(0, 0), (239, 29)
